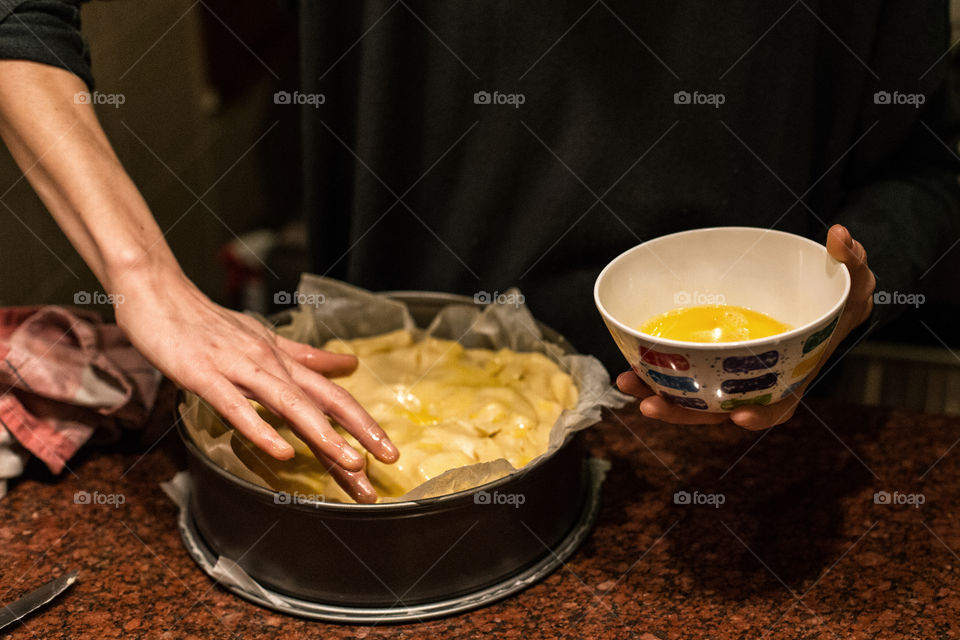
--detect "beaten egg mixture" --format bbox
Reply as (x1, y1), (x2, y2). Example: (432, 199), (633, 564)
(639, 304), (791, 342)
(239, 330), (578, 502)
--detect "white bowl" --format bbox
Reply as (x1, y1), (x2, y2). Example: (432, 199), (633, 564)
(594, 227), (851, 412)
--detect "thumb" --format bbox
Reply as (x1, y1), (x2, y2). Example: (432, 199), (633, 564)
(826, 224), (876, 324)
(827, 224), (867, 270)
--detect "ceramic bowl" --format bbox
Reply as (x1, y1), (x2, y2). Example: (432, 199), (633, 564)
(594, 227), (850, 412)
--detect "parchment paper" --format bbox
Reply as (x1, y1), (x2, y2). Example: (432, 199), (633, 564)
(180, 275), (630, 501)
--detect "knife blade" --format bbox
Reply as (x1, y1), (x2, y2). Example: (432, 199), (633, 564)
(0, 570), (79, 631)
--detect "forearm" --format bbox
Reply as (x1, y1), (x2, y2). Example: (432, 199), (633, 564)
(0, 59), (182, 292)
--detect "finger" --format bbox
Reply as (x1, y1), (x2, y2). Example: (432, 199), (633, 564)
(290, 364), (399, 463)
(230, 348), (397, 464)
(313, 451), (378, 504)
(729, 398), (799, 431)
(616, 371), (656, 399)
(275, 335), (359, 378)
(234, 352), (384, 500)
(233, 368), (366, 472)
(199, 376), (295, 460)
(638, 395), (729, 425)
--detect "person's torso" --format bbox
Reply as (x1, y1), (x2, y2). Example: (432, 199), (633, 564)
(299, 0), (940, 365)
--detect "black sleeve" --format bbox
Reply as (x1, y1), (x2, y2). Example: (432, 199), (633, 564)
(831, 1), (960, 324)
(0, 0), (93, 90)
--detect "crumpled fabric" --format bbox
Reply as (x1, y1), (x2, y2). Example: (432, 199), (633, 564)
(0, 306), (162, 480)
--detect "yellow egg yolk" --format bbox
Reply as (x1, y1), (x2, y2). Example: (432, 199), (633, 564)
(639, 304), (791, 342)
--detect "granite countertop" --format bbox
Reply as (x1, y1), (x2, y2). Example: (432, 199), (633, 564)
(2, 399), (958, 639)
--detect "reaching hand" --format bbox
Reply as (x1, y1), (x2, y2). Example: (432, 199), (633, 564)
(111, 267), (397, 503)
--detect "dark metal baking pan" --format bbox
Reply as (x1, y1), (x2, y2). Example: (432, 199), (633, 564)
(175, 458), (607, 623)
(177, 292), (599, 611)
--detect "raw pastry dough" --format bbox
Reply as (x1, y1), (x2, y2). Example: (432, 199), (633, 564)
(241, 329), (578, 501)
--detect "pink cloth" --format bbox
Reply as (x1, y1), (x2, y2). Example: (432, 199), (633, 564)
(0, 306), (161, 473)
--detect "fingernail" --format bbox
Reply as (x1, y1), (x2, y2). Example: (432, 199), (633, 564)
(358, 476), (376, 498)
(382, 439), (399, 460)
(273, 438), (294, 459)
(367, 430), (399, 460)
(731, 412), (755, 429)
(840, 226), (853, 246)
(343, 444), (364, 466)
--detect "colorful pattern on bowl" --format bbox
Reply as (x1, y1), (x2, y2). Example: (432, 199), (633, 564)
(612, 313), (840, 412)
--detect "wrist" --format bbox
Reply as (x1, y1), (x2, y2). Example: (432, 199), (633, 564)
(103, 247), (186, 295)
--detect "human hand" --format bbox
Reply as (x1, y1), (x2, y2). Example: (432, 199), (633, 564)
(111, 266), (397, 503)
(616, 224), (875, 430)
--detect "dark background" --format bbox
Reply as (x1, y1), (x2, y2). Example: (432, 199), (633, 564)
(0, 0), (957, 410)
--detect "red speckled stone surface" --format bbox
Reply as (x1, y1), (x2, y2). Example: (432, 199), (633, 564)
(1, 399), (959, 639)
